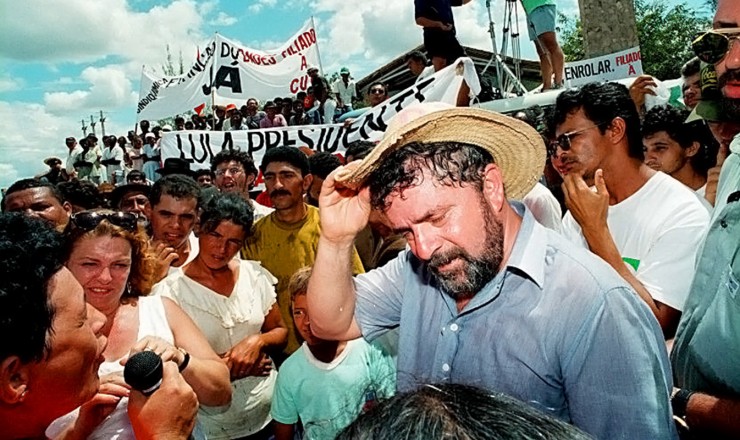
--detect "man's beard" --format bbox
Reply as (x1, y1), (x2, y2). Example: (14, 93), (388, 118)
(427, 198), (504, 301)
(719, 69), (740, 119)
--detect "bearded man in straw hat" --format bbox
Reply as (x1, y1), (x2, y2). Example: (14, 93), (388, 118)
(305, 105), (677, 439)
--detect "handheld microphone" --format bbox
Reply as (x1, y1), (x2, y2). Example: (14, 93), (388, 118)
(123, 350), (163, 396)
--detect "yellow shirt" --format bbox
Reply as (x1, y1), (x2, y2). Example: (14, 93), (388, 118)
(242, 205), (365, 353)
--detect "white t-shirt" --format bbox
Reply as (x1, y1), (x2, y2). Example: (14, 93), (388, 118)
(102, 146), (125, 184)
(694, 183), (713, 211)
(522, 182), (562, 232)
(153, 260), (278, 440)
(561, 172), (710, 311)
(250, 199), (274, 222)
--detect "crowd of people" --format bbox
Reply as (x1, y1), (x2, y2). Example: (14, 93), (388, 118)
(1, 1), (739, 439)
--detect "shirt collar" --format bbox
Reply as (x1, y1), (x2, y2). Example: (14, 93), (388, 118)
(504, 201), (546, 290)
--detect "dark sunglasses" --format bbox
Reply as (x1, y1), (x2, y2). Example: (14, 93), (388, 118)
(369, 88), (386, 95)
(692, 27), (740, 64)
(547, 123), (606, 157)
(71, 211), (139, 231)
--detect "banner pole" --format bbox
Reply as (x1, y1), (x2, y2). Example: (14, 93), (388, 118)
(311, 16), (326, 75)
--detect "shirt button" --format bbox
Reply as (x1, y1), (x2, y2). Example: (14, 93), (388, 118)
(442, 363), (450, 372)
(450, 323), (459, 332)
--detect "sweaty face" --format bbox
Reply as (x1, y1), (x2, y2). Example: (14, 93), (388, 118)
(150, 195), (198, 248)
(384, 172), (504, 300)
(553, 109), (609, 184)
(66, 235), (133, 315)
(643, 131), (691, 174)
(3, 187), (71, 231)
(714, 2), (740, 100)
(263, 162), (310, 211)
(197, 220), (246, 271)
(25, 268), (106, 426)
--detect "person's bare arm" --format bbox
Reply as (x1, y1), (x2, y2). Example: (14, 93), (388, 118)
(144, 298), (232, 407)
(685, 392), (740, 436)
(307, 165), (368, 340)
(563, 170), (681, 336)
(415, 17), (452, 31)
(273, 422), (295, 440)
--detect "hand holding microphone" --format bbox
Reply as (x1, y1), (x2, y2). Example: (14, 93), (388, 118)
(124, 351), (197, 440)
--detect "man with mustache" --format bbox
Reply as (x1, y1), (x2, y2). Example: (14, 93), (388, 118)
(242, 147), (365, 361)
(670, 1), (740, 437)
(306, 106), (676, 439)
(553, 82), (709, 339)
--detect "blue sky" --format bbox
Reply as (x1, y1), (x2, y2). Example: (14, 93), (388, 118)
(0, 0), (713, 188)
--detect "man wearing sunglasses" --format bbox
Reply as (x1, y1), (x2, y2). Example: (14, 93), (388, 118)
(670, 1), (740, 437)
(553, 82), (709, 340)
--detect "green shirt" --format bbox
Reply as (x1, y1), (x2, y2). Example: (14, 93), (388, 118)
(521, 0), (556, 15)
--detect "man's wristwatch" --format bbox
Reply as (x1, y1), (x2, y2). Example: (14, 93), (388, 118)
(177, 347), (190, 372)
(671, 388), (694, 418)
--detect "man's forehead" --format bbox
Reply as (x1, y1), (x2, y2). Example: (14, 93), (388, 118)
(265, 161), (301, 174)
(6, 187), (58, 205)
(715, 1), (740, 27)
(155, 194), (197, 210)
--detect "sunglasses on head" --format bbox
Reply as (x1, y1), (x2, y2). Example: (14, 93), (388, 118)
(692, 27), (740, 64)
(71, 211), (139, 232)
(547, 122), (607, 157)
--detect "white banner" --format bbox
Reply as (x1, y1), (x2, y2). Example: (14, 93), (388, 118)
(564, 46), (643, 88)
(160, 58), (481, 173)
(136, 20), (320, 121)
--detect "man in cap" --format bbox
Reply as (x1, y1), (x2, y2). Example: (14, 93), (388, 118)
(553, 82), (709, 339)
(306, 106), (676, 439)
(307, 66), (337, 123)
(333, 67), (358, 116)
(40, 157), (69, 185)
(670, 1), (740, 436)
(111, 182), (152, 220)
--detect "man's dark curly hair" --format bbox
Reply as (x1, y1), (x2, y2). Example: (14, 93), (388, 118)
(308, 152), (342, 180)
(554, 82), (644, 160)
(199, 192), (254, 237)
(1, 178), (65, 211)
(368, 141), (493, 211)
(150, 174), (201, 207)
(0, 213), (65, 362)
(260, 146), (310, 176)
(345, 141), (376, 161)
(642, 105), (716, 176)
(210, 149), (258, 177)
(57, 180), (102, 210)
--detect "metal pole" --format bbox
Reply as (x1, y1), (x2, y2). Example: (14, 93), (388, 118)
(311, 16), (326, 76)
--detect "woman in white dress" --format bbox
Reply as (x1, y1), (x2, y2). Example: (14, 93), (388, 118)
(48, 210), (231, 440)
(154, 193), (287, 440)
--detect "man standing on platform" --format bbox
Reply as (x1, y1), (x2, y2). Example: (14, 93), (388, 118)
(414, 0), (471, 71)
(521, 0), (564, 90)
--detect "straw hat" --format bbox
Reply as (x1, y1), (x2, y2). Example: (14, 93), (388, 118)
(335, 106), (546, 200)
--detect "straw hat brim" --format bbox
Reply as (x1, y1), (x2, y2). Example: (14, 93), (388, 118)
(334, 107), (546, 200)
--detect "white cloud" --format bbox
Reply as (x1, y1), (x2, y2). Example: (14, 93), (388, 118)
(0, 0), (205, 66)
(0, 76), (23, 93)
(0, 100), (133, 188)
(249, 0), (277, 14)
(210, 12), (237, 26)
(44, 65), (138, 113)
